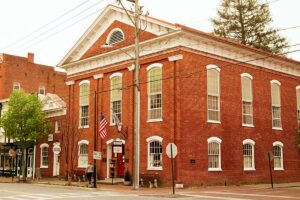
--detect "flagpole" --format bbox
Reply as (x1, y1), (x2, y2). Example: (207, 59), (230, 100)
(93, 90), (97, 188)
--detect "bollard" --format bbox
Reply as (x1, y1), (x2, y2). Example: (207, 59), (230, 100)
(154, 179), (158, 188)
(149, 181), (153, 189)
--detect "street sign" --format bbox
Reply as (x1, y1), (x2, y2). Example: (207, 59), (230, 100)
(266, 152), (273, 161)
(53, 145), (61, 155)
(93, 151), (102, 160)
(166, 143), (178, 158)
(8, 149), (16, 157)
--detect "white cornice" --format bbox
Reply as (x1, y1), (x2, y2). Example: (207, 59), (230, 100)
(65, 80), (75, 86)
(93, 73), (104, 79)
(61, 30), (300, 77)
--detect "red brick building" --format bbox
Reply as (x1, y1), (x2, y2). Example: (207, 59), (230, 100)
(0, 53), (67, 178)
(58, 5), (300, 186)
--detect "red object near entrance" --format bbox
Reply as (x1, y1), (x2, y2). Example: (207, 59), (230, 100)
(117, 152), (124, 177)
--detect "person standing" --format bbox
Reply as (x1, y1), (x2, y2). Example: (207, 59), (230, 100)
(85, 162), (94, 187)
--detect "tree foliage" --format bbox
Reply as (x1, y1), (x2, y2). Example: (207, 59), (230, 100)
(0, 90), (50, 148)
(212, 0), (288, 54)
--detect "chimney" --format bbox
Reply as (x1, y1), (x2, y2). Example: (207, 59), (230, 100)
(27, 53), (34, 63)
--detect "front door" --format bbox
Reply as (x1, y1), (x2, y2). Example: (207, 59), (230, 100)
(53, 153), (60, 176)
(26, 154), (33, 178)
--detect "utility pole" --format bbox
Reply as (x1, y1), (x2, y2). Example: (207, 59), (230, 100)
(133, 0), (140, 190)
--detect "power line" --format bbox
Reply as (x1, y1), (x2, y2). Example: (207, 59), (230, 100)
(2, 0), (91, 51)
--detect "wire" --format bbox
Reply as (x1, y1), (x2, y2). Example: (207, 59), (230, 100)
(1, 0), (91, 51)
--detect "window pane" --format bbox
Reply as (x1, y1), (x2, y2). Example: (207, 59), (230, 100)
(80, 105), (89, 126)
(149, 68), (162, 94)
(243, 144), (253, 169)
(112, 100), (122, 123)
(208, 142), (220, 169)
(42, 147), (48, 166)
(111, 76), (122, 101)
(80, 83), (89, 105)
(242, 101), (253, 124)
(149, 141), (162, 168)
(273, 146), (282, 169)
(208, 95), (219, 121)
(148, 67), (162, 120)
(242, 77), (252, 101)
(297, 89), (300, 109)
(272, 106), (281, 128)
(271, 83), (280, 106)
(207, 69), (219, 95)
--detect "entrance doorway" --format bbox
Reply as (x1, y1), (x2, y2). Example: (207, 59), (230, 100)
(26, 148), (34, 178)
(106, 139), (125, 178)
(53, 153), (60, 176)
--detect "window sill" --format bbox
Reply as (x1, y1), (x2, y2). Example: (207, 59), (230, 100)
(272, 127), (283, 131)
(242, 124), (254, 128)
(79, 126), (89, 129)
(244, 168), (256, 171)
(147, 119), (163, 123)
(78, 166), (87, 169)
(55, 131), (60, 134)
(274, 168), (284, 171)
(208, 168), (222, 172)
(207, 120), (221, 124)
(40, 166), (48, 169)
(147, 167), (163, 171)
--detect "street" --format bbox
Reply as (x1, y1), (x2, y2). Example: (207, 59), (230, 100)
(0, 183), (300, 200)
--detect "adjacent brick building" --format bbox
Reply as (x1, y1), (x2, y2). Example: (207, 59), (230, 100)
(58, 5), (300, 186)
(0, 53), (67, 178)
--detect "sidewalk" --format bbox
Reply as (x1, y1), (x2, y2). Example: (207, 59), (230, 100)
(1, 176), (300, 196)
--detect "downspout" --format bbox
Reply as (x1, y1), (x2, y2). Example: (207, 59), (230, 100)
(32, 145), (36, 180)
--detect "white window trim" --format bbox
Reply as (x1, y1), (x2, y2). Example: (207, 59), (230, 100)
(243, 139), (255, 171)
(146, 63), (163, 71)
(271, 81), (282, 129)
(147, 64), (163, 121)
(241, 75), (254, 126)
(146, 136), (163, 171)
(106, 28), (125, 45)
(40, 143), (49, 168)
(296, 86), (300, 123)
(55, 121), (60, 133)
(110, 74), (122, 125)
(79, 80), (90, 128)
(78, 140), (89, 145)
(39, 86), (45, 95)
(78, 141), (89, 168)
(273, 141), (284, 171)
(207, 137), (222, 171)
(207, 66), (221, 123)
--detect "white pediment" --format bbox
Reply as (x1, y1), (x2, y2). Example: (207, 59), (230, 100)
(58, 5), (179, 66)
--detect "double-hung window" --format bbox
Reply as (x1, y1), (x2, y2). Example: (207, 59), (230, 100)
(207, 137), (222, 171)
(79, 81), (90, 127)
(207, 65), (220, 122)
(146, 136), (163, 170)
(147, 64), (162, 121)
(40, 143), (49, 168)
(243, 139), (255, 170)
(110, 73), (122, 124)
(241, 74), (253, 126)
(271, 80), (281, 129)
(78, 140), (89, 168)
(273, 141), (283, 170)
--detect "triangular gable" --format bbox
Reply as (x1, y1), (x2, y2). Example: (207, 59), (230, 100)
(58, 4), (178, 66)
(41, 93), (66, 112)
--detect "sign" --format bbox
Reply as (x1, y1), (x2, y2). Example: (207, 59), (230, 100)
(166, 143), (178, 158)
(93, 151), (102, 160)
(53, 145), (61, 155)
(113, 141), (123, 145)
(16, 149), (22, 156)
(266, 152), (273, 161)
(113, 146), (122, 154)
(8, 149), (16, 157)
(48, 134), (53, 142)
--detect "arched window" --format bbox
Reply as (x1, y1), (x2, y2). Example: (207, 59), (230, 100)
(147, 64), (162, 121)
(146, 136), (163, 170)
(296, 86), (300, 123)
(107, 28), (124, 45)
(207, 137), (222, 171)
(110, 73), (122, 124)
(40, 143), (49, 168)
(243, 139), (255, 170)
(78, 140), (89, 168)
(273, 141), (283, 170)
(271, 80), (281, 129)
(241, 74), (253, 126)
(207, 65), (220, 122)
(79, 80), (90, 127)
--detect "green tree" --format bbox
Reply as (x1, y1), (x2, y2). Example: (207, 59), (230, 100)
(212, 0), (288, 54)
(0, 90), (50, 179)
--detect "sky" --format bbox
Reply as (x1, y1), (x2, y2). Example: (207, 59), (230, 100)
(0, 0), (300, 66)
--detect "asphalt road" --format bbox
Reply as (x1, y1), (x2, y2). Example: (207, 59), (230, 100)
(0, 183), (300, 200)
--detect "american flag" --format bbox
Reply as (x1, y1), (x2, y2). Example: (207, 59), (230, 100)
(99, 113), (108, 139)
